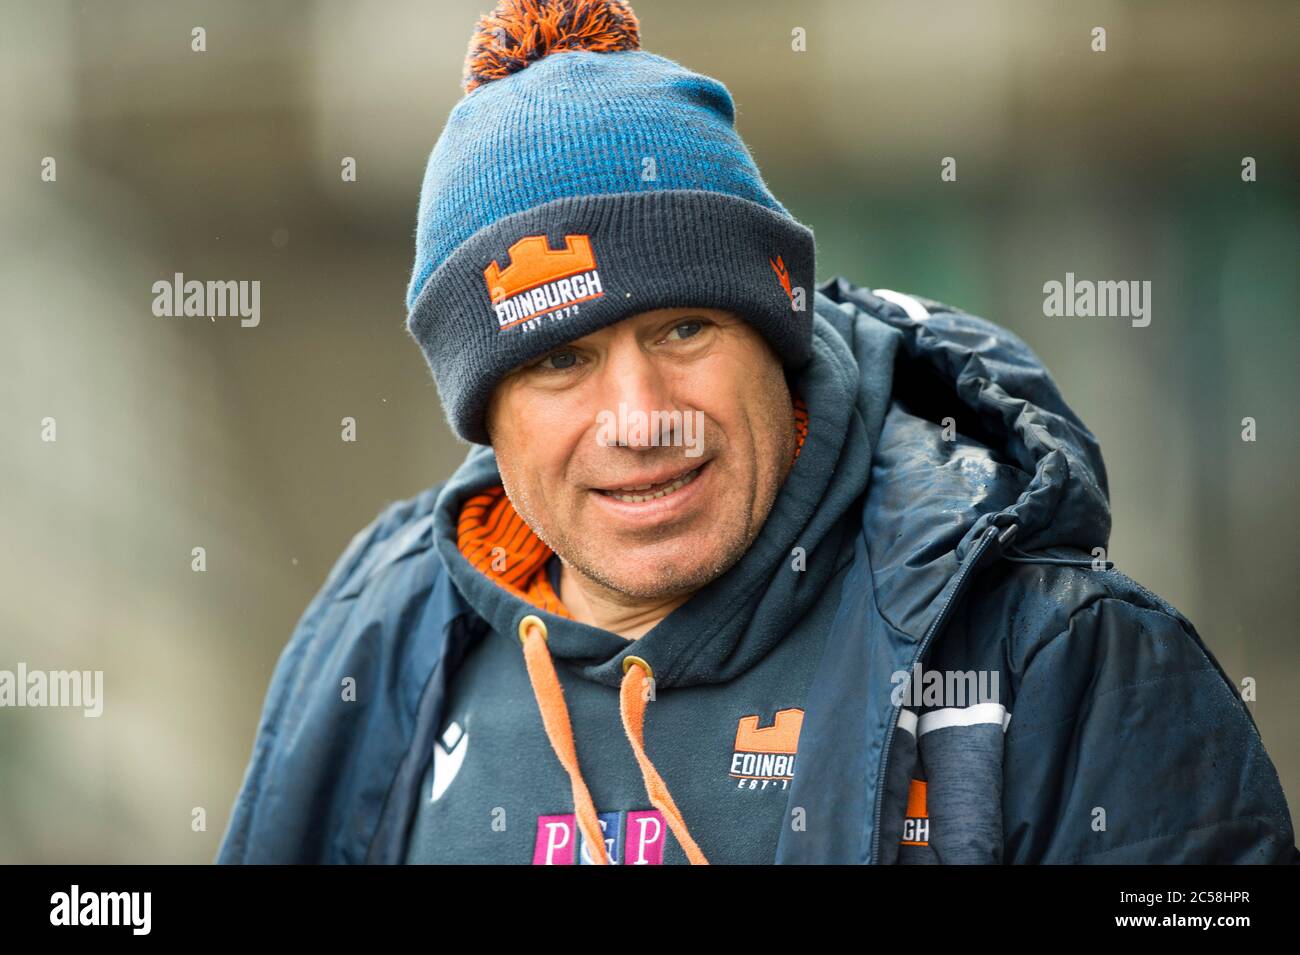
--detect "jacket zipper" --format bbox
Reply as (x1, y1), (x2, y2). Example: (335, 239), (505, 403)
(867, 522), (1007, 863)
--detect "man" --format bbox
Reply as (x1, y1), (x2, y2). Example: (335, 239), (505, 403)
(217, 0), (1298, 864)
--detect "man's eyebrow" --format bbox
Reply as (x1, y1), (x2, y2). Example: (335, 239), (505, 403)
(511, 343), (576, 373)
(535, 342), (575, 359)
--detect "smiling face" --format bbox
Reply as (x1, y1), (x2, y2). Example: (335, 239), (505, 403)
(485, 307), (796, 604)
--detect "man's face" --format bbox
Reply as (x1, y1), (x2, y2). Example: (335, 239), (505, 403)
(486, 307), (796, 603)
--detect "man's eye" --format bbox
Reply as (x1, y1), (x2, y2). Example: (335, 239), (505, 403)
(536, 349), (578, 370)
(666, 320), (704, 341)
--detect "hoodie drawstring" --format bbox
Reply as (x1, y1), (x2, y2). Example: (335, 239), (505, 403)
(517, 614), (709, 865)
(518, 616), (609, 864)
(618, 655), (709, 864)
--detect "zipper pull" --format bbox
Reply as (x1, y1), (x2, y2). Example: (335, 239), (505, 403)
(969, 521), (1017, 575)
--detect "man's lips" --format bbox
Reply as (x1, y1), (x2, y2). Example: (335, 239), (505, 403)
(588, 459), (711, 509)
(591, 459), (708, 495)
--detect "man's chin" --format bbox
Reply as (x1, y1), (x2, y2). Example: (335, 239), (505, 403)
(570, 538), (745, 602)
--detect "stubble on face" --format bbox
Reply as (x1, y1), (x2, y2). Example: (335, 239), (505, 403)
(488, 314), (797, 609)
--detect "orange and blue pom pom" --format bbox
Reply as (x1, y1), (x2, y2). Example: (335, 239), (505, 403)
(463, 0), (641, 93)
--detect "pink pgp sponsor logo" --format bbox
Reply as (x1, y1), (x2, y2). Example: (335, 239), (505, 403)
(532, 809), (668, 865)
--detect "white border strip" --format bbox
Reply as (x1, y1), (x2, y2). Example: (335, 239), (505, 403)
(917, 702), (1011, 736)
(873, 288), (931, 322)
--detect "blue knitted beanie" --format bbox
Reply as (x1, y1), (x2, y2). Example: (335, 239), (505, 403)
(406, 0), (816, 445)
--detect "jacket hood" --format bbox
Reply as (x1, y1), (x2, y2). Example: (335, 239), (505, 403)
(817, 277), (1112, 639)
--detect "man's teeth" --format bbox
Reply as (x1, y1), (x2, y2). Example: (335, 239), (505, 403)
(602, 467), (700, 503)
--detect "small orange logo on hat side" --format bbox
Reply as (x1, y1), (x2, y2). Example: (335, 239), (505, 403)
(770, 254), (794, 306)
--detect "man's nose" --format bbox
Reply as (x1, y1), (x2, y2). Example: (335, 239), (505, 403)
(597, 345), (672, 449)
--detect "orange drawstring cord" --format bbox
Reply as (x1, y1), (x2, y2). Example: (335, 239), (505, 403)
(618, 656), (710, 864)
(516, 615), (709, 865)
(518, 616), (610, 864)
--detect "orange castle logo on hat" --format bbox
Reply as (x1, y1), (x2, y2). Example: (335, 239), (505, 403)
(483, 233), (606, 332)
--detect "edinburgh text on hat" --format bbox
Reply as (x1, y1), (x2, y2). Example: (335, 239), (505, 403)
(484, 233), (606, 332)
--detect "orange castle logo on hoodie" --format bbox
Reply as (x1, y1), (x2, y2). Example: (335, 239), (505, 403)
(730, 707), (804, 791)
(483, 233), (606, 332)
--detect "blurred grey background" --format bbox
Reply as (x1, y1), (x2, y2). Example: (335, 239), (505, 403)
(1, 0), (1297, 862)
